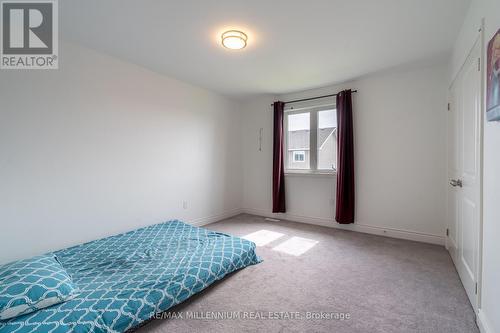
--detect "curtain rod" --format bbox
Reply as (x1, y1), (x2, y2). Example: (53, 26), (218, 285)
(271, 90), (357, 106)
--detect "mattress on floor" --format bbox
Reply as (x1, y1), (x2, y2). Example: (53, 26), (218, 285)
(0, 220), (261, 333)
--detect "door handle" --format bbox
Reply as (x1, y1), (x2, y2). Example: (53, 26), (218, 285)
(450, 179), (463, 188)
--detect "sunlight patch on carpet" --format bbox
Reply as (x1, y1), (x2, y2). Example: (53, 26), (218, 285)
(242, 230), (285, 246)
(272, 236), (319, 256)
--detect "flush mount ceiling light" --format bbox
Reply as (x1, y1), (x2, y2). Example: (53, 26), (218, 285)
(221, 30), (248, 50)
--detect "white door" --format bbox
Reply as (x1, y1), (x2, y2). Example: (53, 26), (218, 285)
(447, 37), (482, 311)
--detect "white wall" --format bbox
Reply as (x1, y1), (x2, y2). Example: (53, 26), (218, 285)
(0, 42), (242, 264)
(242, 62), (448, 245)
(451, 1), (500, 332)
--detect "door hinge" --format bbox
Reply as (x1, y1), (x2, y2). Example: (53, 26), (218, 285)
(446, 228), (449, 236)
(475, 283), (478, 294)
(478, 58), (481, 71)
(447, 103), (451, 111)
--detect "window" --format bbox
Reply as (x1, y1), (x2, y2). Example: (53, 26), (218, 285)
(285, 106), (337, 173)
(317, 109), (337, 171)
(286, 112), (310, 170)
(293, 151), (305, 162)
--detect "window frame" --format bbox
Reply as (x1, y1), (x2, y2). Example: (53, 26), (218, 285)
(284, 104), (337, 175)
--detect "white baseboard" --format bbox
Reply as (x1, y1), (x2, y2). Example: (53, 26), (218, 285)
(241, 208), (445, 246)
(477, 310), (493, 333)
(184, 207), (445, 246)
(188, 208), (243, 227)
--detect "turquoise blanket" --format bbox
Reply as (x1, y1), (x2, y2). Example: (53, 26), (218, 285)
(0, 221), (261, 332)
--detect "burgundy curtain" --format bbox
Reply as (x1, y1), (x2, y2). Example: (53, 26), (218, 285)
(335, 90), (355, 224)
(272, 101), (286, 213)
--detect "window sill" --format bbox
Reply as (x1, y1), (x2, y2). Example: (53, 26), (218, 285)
(285, 170), (336, 177)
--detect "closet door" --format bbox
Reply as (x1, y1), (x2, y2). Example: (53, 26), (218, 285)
(447, 37), (482, 311)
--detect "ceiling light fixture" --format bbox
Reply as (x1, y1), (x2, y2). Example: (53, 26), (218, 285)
(221, 30), (247, 50)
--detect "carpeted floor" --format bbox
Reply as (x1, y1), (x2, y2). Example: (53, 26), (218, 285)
(135, 214), (478, 333)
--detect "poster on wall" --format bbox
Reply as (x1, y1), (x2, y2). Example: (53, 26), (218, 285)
(487, 29), (500, 122)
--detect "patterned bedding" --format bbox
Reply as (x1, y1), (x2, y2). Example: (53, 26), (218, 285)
(0, 220), (261, 333)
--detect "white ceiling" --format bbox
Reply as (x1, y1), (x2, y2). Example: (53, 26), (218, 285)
(61, 0), (470, 97)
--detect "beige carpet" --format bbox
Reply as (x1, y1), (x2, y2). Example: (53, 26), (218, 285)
(134, 214), (478, 333)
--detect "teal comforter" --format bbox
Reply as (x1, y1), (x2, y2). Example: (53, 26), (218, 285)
(0, 221), (261, 332)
